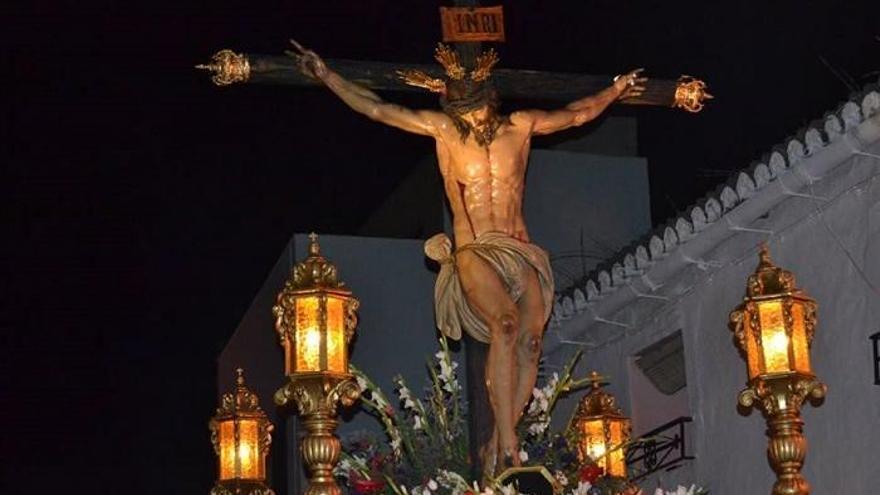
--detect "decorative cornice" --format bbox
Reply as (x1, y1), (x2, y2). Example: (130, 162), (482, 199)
(548, 83), (880, 334)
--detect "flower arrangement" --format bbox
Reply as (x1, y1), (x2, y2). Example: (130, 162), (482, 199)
(336, 339), (707, 495)
(339, 337), (469, 495)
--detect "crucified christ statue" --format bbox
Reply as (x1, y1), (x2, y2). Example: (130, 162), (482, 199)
(289, 40), (645, 477)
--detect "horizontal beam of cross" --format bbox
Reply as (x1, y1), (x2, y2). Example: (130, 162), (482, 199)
(198, 52), (692, 107)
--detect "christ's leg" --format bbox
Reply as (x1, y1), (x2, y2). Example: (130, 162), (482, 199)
(455, 250), (520, 472)
(512, 267), (547, 435)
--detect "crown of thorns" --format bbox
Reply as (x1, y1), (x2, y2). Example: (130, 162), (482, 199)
(396, 43), (498, 94)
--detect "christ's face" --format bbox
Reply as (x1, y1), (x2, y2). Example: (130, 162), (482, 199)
(460, 105), (493, 130)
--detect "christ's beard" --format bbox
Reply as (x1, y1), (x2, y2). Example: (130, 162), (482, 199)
(462, 117), (502, 147)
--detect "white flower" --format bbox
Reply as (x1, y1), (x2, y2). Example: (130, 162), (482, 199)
(436, 470), (470, 492)
(654, 487), (698, 495)
(436, 351), (460, 386)
(427, 479), (439, 491)
(527, 388), (549, 415)
(439, 361), (455, 380)
(499, 484), (517, 495)
(334, 458), (352, 476)
(527, 420), (549, 437)
(572, 481), (592, 495)
(398, 385), (416, 409)
(554, 470), (569, 487)
(355, 375), (368, 392)
(374, 393), (389, 410)
(541, 372), (560, 397)
(413, 415), (424, 430)
(518, 450), (529, 463)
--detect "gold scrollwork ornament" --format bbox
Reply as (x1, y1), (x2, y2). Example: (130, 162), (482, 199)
(673, 76), (713, 113)
(196, 49), (251, 86)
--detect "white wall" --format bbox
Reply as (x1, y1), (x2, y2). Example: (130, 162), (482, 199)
(548, 139), (880, 493)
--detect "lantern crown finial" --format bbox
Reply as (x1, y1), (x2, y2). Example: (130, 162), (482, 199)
(284, 232), (346, 291)
(746, 244), (799, 298)
(215, 368), (266, 418)
(308, 232), (321, 255)
(586, 370), (609, 390)
(758, 242), (772, 267)
(574, 371), (624, 419)
(236, 367), (246, 385)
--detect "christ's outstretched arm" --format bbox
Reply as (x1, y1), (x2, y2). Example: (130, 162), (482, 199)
(518, 69), (647, 135)
(289, 41), (445, 136)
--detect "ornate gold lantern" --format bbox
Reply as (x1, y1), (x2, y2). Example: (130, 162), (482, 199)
(272, 233), (360, 495)
(209, 368), (275, 495)
(729, 245), (826, 495)
(569, 372), (631, 479)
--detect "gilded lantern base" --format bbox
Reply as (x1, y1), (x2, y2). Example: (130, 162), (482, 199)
(211, 481), (275, 495)
(738, 373), (826, 495)
(276, 373), (361, 495)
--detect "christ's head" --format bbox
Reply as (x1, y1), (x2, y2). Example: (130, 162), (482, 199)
(440, 79), (504, 146)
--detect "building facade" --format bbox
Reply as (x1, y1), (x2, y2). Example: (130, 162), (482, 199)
(545, 85), (880, 493)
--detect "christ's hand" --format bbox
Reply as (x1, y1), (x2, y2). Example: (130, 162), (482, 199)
(287, 40), (328, 80)
(614, 68), (648, 99)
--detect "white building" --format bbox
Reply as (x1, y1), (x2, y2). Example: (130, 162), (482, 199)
(544, 85), (880, 493)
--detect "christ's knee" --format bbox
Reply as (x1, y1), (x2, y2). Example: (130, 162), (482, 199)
(492, 312), (519, 347)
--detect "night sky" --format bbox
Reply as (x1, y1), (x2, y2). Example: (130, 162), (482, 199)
(4, 1), (877, 493)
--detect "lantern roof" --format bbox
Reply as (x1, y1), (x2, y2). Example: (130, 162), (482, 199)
(744, 244), (809, 300)
(283, 233), (349, 293)
(573, 371), (627, 420)
(213, 368), (268, 420)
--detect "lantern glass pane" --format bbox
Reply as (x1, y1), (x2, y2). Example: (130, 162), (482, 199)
(325, 296), (346, 373)
(582, 419), (607, 466)
(758, 300), (791, 374)
(295, 296), (322, 372)
(790, 302), (812, 374)
(219, 420), (236, 481)
(607, 420), (627, 478)
(745, 314), (761, 379)
(238, 419), (262, 480)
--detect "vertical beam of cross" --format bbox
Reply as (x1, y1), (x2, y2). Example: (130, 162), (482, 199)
(451, 0), (495, 479)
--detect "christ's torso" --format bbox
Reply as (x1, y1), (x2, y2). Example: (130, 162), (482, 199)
(434, 113), (533, 247)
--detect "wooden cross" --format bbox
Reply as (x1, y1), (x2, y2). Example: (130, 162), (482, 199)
(196, 3), (710, 111)
(197, 49), (710, 111)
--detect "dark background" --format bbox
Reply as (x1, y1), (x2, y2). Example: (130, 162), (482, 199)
(3, 1), (877, 493)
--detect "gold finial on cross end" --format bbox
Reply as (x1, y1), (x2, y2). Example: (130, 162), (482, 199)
(196, 49), (251, 86)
